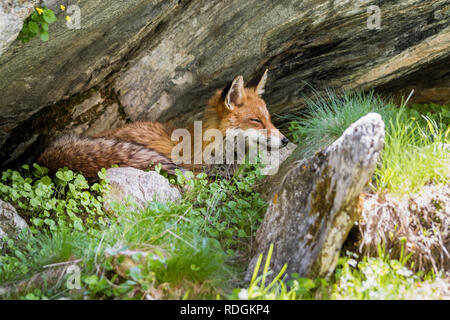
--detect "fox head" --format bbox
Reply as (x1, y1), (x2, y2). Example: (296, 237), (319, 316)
(206, 70), (289, 150)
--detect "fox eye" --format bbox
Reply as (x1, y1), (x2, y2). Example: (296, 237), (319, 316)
(250, 118), (263, 124)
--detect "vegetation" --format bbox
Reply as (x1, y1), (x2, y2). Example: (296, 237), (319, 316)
(231, 246), (448, 300)
(0, 164), (109, 231)
(331, 250), (448, 300)
(0, 92), (448, 300)
(374, 109), (449, 194)
(18, 7), (57, 43)
(0, 164), (267, 299)
(289, 91), (449, 195)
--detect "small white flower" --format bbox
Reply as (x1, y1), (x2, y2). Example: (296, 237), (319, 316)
(347, 259), (357, 267)
(369, 290), (380, 299)
(397, 267), (413, 277)
(361, 277), (377, 291)
(238, 289), (248, 300)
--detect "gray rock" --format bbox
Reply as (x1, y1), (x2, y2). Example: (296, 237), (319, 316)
(105, 167), (181, 211)
(0, 0), (38, 56)
(0, 199), (28, 240)
(247, 113), (385, 280)
(261, 142), (297, 176)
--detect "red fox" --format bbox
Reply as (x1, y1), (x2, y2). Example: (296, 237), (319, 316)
(38, 70), (289, 179)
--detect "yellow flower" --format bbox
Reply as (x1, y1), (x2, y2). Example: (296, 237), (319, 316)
(60, 5), (66, 11)
(65, 15), (71, 22)
(36, 7), (43, 15)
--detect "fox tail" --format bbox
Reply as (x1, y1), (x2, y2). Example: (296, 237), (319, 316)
(38, 134), (181, 180)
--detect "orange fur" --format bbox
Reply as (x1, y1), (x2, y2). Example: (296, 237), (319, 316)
(38, 73), (288, 178)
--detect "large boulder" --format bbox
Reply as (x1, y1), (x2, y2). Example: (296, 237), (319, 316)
(104, 167), (181, 211)
(0, 0), (449, 168)
(247, 113), (385, 280)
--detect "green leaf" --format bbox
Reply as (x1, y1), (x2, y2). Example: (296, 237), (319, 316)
(40, 176), (52, 185)
(32, 218), (44, 227)
(30, 198), (40, 207)
(39, 31), (49, 42)
(43, 9), (57, 24)
(41, 22), (49, 31)
(190, 264), (200, 271)
(31, 11), (39, 21)
(55, 171), (65, 181)
(238, 229), (247, 238)
(28, 21), (39, 34)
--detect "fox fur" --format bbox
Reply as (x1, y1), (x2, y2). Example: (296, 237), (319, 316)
(38, 70), (288, 180)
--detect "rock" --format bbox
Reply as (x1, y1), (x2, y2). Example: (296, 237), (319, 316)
(1, 88), (128, 167)
(0, 199), (28, 241)
(105, 167), (181, 211)
(0, 0), (449, 168)
(0, 0), (38, 56)
(261, 142), (297, 176)
(246, 113), (385, 280)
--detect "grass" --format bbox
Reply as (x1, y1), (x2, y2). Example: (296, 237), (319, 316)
(229, 245), (449, 300)
(288, 90), (397, 156)
(289, 90), (449, 195)
(229, 244), (327, 300)
(0, 163), (267, 299)
(0, 226), (95, 284)
(331, 250), (449, 300)
(374, 111), (449, 194)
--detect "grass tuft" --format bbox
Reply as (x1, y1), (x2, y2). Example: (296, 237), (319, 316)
(289, 90), (449, 195)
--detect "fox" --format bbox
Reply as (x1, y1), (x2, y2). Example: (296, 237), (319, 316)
(38, 70), (289, 180)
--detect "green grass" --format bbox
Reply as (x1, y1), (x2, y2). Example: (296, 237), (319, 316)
(288, 90), (397, 156)
(0, 226), (96, 284)
(331, 249), (449, 300)
(0, 163), (267, 299)
(105, 200), (231, 288)
(289, 90), (449, 195)
(374, 110), (449, 194)
(229, 244), (327, 300)
(229, 245), (448, 300)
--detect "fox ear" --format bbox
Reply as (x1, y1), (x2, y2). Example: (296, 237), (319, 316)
(222, 75), (245, 111)
(255, 69), (268, 95)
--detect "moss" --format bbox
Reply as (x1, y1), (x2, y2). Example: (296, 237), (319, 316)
(306, 164), (336, 247)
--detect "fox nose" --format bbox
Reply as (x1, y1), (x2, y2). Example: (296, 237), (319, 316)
(281, 137), (289, 146)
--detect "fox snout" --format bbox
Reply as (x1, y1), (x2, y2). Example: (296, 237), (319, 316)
(241, 128), (289, 150)
(265, 131), (289, 149)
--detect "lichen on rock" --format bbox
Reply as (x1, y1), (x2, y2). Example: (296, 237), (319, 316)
(247, 113), (385, 280)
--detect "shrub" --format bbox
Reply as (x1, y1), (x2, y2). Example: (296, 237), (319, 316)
(0, 162), (267, 299)
(18, 7), (57, 43)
